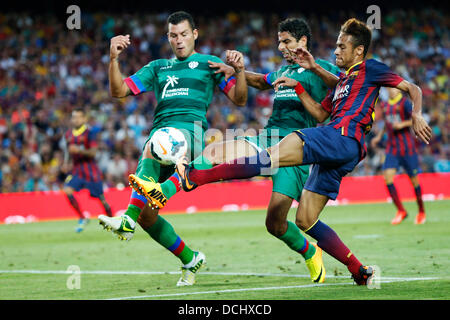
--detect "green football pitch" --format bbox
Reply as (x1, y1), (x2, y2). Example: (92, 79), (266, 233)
(1, 200), (449, 300)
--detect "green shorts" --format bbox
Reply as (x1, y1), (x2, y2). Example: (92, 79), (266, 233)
(238, 133), (310, 201)
(136, 121), (205, 183)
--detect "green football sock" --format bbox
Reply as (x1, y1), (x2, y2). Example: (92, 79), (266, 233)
(138, 158), (160, 182)
(145, 215), (195, 265)
(278, 221), (316, 260)
(160, 155), (213, 200)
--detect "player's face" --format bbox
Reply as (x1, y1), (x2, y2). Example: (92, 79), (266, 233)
(277, 32), (306, 64)
(334, 33), (363, 69)
(168, 20), (198, 60)
(71, 111), (86, 129)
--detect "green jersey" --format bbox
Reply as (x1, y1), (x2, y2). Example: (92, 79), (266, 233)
(125, 52), (233, 131)
(264, 59), (340, 137)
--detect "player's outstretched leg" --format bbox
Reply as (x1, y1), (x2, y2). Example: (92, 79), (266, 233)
(129, 139), (254, 209)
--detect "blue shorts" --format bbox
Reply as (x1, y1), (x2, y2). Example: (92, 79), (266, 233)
(382, 153), (420, 176)
(65, 174), (104, 198)
(294, 126), (360, 200)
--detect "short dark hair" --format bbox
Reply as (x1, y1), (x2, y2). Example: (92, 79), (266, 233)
(167, 11), (196, 30)
(278, 18), (312, 51)
(340, 18), (372, 57)
(72, 108), (85, 115)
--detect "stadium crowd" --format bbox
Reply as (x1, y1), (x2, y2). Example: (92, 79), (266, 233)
(0, 8), (448, 193)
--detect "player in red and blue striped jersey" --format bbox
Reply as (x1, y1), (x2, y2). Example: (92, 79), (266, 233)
(174, 18), (432, 285)
(372, 87), (426, 224)
(63, 108), (112, 232)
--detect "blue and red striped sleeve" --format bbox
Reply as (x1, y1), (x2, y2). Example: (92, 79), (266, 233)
(124, 74), (147, 95)
(263, 72), (275, 86)
(218, 76), (237, 95)
(367, 59), (404, 88)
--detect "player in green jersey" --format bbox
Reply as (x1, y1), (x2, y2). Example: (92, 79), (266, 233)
(98, 11), (247, 286)
(129, 18), (340, 283)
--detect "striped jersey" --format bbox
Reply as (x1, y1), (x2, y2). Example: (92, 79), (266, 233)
(65, 125), (102, 182)
(320, 59), (404, 159)
(124, 52), (236, 131)
(381, 94), (417, 156)
(263, 59), (341, 137)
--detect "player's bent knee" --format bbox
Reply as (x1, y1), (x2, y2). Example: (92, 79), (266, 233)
(64, 187), (74, 196)
(295, 216), (314, 231)
(265, 219), (286, 237)
(137, 206), (159, 229)
(143, 140), (155, 160)
(202, 143), (223, 165)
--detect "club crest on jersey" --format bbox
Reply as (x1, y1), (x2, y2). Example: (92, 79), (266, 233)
(297, 67), (305, 74)
(348, 71), (359, 79)
(188, 61), (199, 69)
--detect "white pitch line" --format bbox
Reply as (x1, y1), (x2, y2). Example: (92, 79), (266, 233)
(108, 282), (354, 300)
(0, 269), (439, 300)
(107, 277), (440, 300)
(0, 269), (438, 282)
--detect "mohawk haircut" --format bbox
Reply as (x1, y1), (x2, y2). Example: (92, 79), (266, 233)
(167, 11), (196, 31)
(278, 18), (312, 51)
(340, 18), (372, 57)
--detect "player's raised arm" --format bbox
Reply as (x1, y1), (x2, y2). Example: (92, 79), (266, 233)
(224, 50), (248, 106)
(289, 47), (340, 88)
(109, 34), (132, 98)
(395, 80), (432, 144)
(272, 76), (330, 123)
(244, 71), (273, 90)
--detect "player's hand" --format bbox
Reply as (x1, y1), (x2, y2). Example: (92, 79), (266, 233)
(272, 76), (298, 91)
(287, 47), (316, 70)
(68, 145), (80, 154)
(225, 50), (245, 73)
(208, 61), (235, 81)
(110, 34), (131, 60)
(412, 113), (432, 144)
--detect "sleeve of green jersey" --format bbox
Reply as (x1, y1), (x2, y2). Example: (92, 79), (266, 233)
(124, 61), (157, 95)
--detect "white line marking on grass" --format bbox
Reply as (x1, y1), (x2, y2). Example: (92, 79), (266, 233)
(107, 282), (354, 300)
(0, 269), (439, 300)
(353, 234), (383, 239)
(0, 269), (438, 282)
(106, 277), (440, 300)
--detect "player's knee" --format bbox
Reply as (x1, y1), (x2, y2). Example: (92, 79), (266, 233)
(202, 143), (221, 164)
(137, 207), (158, 229)
(265, 212), (287, 237)
(137, 214), (150, 229)
(143, 140), (154, 159)
(295, 215), (312, 231)
(64, 187), (73, 196)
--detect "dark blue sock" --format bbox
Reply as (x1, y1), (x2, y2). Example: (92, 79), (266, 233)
(306, 220), (362, 276)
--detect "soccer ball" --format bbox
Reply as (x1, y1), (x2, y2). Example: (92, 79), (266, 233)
(149, 127), (188, 165)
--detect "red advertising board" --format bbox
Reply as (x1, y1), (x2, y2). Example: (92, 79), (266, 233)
(0, 173), (448, 224)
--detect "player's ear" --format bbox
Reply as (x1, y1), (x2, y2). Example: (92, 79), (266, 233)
(193, 29), (198, 41)
(299, 35), (308, 50)
(355, 45), (364, 58)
